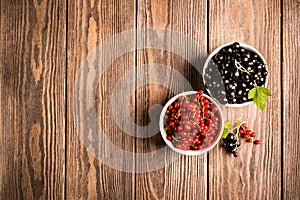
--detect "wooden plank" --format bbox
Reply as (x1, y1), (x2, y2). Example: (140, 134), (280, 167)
(67, 0), (136, 199)
(282, 0), (300, 198)
(0, 0), (66, 199)
(208, 0), (281, 199)
(135, 0), (208, 199)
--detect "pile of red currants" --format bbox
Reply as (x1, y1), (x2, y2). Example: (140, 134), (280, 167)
(163, 90), (222, 151)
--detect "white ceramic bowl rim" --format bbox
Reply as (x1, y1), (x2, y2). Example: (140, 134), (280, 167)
(203, 42), (268, 108)
(159, 91), (224, 156)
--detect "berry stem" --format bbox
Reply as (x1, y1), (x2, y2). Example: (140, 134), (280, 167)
(172, 135), (179, 142)
(234, 59), (253, 74)
(189, 119), (200, 127)
(163, 126), (169, 134)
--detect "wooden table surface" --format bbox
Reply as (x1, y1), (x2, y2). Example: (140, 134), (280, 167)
(1, 0), (299, 199)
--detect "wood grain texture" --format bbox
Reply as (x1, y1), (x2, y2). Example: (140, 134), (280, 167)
(0, 0), (66, 199)
(135, 0), (208, 199)
(208, 0), (282, 199)
(67, 0), (136, 199)
(1, 0), (300, 199)
(282, 0), (300, 198)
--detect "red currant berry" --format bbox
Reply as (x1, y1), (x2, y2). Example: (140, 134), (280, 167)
(169, 121), (175, 127)
(250, 132), (256, 137)
(239, 128), (245, 135)
(185, 126), (191, 132)
(199, 96), (205, 101)
(212, 106), (218, 112)
(204, 98), (210, 104)
(181, 131), (187, 137)
(254, 140), (261, 145)
(204, 109), (212, 115)
(166, 135), (172, 141)
(241, 124), (247, 130)
(205, 104), (211, 109)
(246, 138), (252, 143)
(198, 90), (204, 95)
(243, 134), (250, 139)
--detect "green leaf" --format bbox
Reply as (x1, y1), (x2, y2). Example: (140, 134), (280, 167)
(248, 87), (257, 99)
(248, 86), (272, 111)
(222, 122), (232, 139)
(258, 86), (272, 96)
(253, 96), (265, 111)
(222, 128), (229, 139)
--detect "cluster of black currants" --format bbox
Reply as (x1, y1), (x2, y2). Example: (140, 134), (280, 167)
(205, 42), (268, 104)
(223, 133), (240, 157)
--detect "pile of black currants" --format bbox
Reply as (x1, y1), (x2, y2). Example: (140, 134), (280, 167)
(204, 42), (268, 104)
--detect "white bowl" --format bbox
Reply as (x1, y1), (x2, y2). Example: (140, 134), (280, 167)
(159, 91), (224, 156)
(203, 42), (268, 107)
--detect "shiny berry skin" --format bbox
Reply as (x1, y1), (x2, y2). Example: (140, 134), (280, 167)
(233, 151), (239, 157)
(169, 121), (175, 127)
(243, 134), (250, 139)
(250, 132), (256, 137)
(246, 138), (252, 143)
(239, 128), (245, 135)
(236, 140), (241, 147)
(166, 135), (172, 141)
(241, 124), (247, 130)
(226, 133), (235, 141)
(254, 140), (261, 145)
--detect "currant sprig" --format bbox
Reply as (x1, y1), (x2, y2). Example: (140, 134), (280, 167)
(222, 119), (261, 158)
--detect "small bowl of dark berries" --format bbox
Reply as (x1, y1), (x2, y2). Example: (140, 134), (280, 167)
(159, 90), (224, 155)
(203, 42), (271, 111)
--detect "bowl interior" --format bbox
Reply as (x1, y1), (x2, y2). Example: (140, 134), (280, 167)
(159, 91), (224, 155)
(203, 42), (268, 108)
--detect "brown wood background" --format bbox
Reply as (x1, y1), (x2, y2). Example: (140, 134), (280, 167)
(0, 0), (299, 199)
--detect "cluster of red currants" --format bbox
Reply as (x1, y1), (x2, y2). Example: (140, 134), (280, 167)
(164, 90), (222, 151)
(239, 123), (261, 144)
